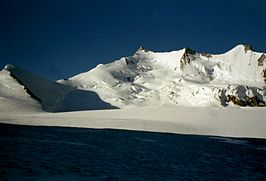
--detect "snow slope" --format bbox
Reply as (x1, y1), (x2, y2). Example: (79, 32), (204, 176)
(1, 107), (265, 138)
(0, 69), (41, 113)
(1, 65), (116, 112)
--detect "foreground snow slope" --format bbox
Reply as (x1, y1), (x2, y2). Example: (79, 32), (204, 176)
(0, 107), (265, 138)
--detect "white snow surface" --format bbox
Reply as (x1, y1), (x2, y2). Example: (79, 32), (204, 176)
(0, 45), (265, 138)
(0, 107), (265, 138)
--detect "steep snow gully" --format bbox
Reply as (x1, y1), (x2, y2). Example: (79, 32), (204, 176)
(1, 44), (266, 112)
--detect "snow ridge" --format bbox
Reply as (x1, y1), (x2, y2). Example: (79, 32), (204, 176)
(2, 65), (116, 112)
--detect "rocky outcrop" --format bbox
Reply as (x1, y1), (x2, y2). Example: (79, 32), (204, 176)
(258, 54), (266, 66)
(244, 44), (253, 53)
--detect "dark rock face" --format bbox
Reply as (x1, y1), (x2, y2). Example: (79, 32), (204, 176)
(185, 47), (196, 55)
(201, 52), (212, 58)
(227, 95), (265, 107)
(262, 69), (266, 82)
(258, 54), (266, 66)
(125, 57), (135, 65)
(180, 54), (190, 70)
(219, 89), (228, 106)
(244, 45), (253, 53)
(219, 86), (265, 107)
(138, 46), (149, 53)
(180, 48), (213, 70)
(180, 48), (195, 70)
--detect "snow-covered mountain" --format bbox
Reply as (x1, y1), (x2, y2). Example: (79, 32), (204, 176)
(59, 44), (266, 108)
(1, 44), (265, 112)
(0, 65), (116, 112)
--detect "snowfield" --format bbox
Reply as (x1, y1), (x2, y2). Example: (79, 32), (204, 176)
(0, 44), (265, 138)
(0, 107), (265, 138)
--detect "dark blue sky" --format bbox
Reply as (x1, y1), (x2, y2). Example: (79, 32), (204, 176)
(1, 0), (266, 80)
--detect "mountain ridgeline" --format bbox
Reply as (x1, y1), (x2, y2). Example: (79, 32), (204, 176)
(1, 45), (265, 112)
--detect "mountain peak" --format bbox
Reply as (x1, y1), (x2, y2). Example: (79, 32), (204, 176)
(184, 47), (196, 55)
(136, 46), (150, 53)
(243, 44), (254, 52)
(3, 64), (16, 71)
(229, 44), (254, 53)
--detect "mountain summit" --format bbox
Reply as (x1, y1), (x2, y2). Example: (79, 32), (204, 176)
(1, 45), (266, 112)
